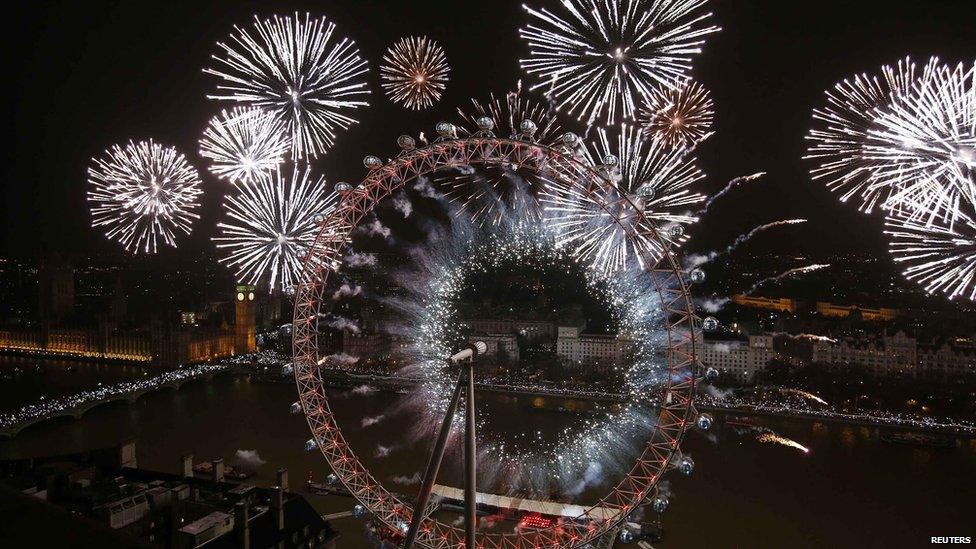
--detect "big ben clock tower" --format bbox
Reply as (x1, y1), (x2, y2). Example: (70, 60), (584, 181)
(235, 285), (257, 355)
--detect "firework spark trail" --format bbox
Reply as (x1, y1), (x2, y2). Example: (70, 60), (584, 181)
(757, 432), (810, 454)
(698, 172), (765, 215)
(456, 87), (563, 144)
(205, 12), (370, 159)
(745, 264), (830, 295)
(214, 165), (337, 292)
(781, 388), (829, 406)
(87, 140), (203, 254)
(198, 106), (291, 184)
(317, 352), (359, 367)
(519, 0), (719, 126)
(768, 332), (838, 345)
(685, 218), (807, 267)
(380, 36), (450, 110)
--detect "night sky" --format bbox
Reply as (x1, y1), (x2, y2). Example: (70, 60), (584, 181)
(3, 0), (974, 264)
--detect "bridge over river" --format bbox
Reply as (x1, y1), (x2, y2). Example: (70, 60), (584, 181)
(0, 365), (230, 439)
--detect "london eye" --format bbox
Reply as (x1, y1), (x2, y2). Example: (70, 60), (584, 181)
(292, 122), (707, 548)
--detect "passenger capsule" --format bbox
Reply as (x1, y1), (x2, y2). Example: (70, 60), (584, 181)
(703, 316), (719, 332)
(363, 155), (383, 170)
(519, 119), (538, 135)
(397, 135), (416, 150)
(476, 116), (495, 131)
(435, 122), (455, 138)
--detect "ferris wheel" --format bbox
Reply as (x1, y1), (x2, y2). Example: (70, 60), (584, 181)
(292, 119), (707, 549)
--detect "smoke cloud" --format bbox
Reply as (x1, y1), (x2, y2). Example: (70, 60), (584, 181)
(344, 252), (377, 268)
(350, 384), (377, 396)
(332, 283), (362, 301)
(361, 414), (385, 428)
(234, 449), (266, 469)
(393, 191), (413, 218)
(698, 297), (730, 313)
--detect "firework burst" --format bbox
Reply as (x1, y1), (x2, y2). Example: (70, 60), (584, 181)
(199, 107), (291, 184)
(436, 86), (564, 225)
(804, 56), (925, 213)
(867, 59), (975, 222)
(543, 123), (706, 274)
(87, 140), (202, 254)
(214, 165), (337, 292)
(205, 12), (370, 159)
(640, 79), (714, 148)
(380, 36), (450, 110)
(519, 0), (719, 125)
(885, 187), (976, 301)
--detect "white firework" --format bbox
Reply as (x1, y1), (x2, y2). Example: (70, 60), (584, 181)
(380, 36), (450, 110)
(206, 12), (370, 159)
(519, 0), (719, 126)
(87, 140), (202, 254)
(868, 59), (975, 222)
(543, 123), (706, 274)
(215, 165), (337, 292)
(199, 107), (291, 184)
(885, 182), (976, 301)
(804, 56), (927, 213)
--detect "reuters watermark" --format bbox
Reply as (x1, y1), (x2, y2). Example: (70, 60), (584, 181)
(931, 537), (971, 544)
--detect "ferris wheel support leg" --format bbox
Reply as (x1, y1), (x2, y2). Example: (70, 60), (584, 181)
(464, 362), (477, 549)
(464, 361), (478, 549)
(404, 371), (465, 549)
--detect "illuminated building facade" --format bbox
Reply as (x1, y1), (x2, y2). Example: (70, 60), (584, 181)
(812, 331), (975, 378)
(556, 325), (634, 366)
(731, 295), (902, 323)
(0, 327), (153, 362)
(0, 325), (236, 366)
(815, 302), (900, 321)
(696, 335), (777, 382)
(731, 295), (797, 313)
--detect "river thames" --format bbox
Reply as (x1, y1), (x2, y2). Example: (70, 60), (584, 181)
(1, 358), (973, 548)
